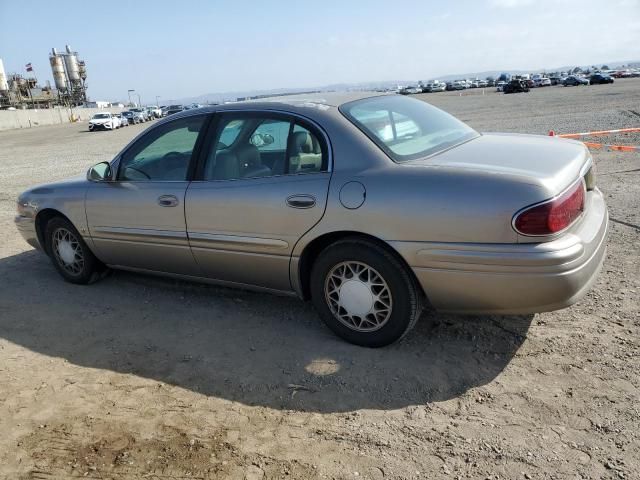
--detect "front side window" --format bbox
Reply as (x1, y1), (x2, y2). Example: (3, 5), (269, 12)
(202, 114), (326, 181)
(118, 115), (205, 181)
(340, 95), (479, 162)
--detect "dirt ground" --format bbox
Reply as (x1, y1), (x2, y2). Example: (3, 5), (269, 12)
(0, 80), (638, 480)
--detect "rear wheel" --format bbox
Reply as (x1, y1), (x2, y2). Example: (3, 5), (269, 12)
(45, 217), (104, 284)
(310, 239), (423, 347)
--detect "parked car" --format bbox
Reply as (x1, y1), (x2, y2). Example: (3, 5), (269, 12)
(428, 82), (446, 92)
(589, 73), (614, 85)
(130, 107), (150, 121)
(114, 113), (129, 127)
(15, 93), (608, 347)
(122, 110), (141, 125)
(549, 76), (563, 85)
(495, 81), (506, 92)
(160, 106), (169, 117)
(166, 104), (184, 115)
(88, 112), (120, 131)
(612, 70), (632, 78)
(503, 79), (530, 94)
(563, 76), (589, 86)
(147, 105), (162, 118)
(539, 78), (551, 87)
(399, 86), (422, 95)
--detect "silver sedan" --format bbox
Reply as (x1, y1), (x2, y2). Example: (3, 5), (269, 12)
(15, 93), (608, 347)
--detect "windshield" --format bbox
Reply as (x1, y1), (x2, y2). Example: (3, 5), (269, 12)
(92, 113), (110, 119)
(340, 95), (479, 162)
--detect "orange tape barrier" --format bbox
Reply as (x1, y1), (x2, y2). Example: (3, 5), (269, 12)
(582, 142), (639, 152)
(548, 128), (640, 152)
(548, 127), (640, 138)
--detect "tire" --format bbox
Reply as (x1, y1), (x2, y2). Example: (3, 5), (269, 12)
(45, 216), (104, 284)
(310, 239), (423, 347)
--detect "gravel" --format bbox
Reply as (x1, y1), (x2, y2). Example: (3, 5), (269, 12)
(0, 79), (638, 479)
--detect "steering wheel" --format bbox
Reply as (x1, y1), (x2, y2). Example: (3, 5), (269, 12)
(124, 166), (151, 180)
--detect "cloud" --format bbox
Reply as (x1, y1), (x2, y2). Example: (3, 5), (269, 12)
(489, 0), (534, 7)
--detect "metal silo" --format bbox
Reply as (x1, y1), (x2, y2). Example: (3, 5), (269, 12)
(0, 58), (9, 93)
(49, 48), (67, 91)
(64, 45), (80, 82)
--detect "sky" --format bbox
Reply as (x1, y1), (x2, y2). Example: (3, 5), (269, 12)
(1, 0), (638, 103)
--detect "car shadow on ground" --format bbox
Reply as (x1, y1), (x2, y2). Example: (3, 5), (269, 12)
(0, 249), (533, 413)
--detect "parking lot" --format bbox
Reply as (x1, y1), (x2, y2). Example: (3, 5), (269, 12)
(0, 80), (638, 479)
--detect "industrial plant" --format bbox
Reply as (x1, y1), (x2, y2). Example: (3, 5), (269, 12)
(0, 45), (88, 109)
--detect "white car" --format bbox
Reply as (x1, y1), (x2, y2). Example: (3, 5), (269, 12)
(147, 105), (162, 118)
(88, 112), (120, 131)
(402, 86), (423, 94)
(496, 81), (506, 92)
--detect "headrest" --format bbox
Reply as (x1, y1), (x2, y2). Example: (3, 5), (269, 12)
(289, 131), (313, 154)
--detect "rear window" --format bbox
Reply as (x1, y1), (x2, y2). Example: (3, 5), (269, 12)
(340, 95), (478, 162)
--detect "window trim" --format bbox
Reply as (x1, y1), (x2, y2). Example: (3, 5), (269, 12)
(113, 113), (211, 183)
(193, 109), (332, 182)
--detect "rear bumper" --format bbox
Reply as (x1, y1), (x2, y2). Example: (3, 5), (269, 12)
(392, 188), (608, 314)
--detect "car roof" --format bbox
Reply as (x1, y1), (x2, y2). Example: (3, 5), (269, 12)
(159, 91), (393, 125)
(246, 91), (389, 108)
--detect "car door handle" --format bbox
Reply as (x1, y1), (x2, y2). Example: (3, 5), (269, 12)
(158, 195), (179, 207)
(286, 194), (316, 209)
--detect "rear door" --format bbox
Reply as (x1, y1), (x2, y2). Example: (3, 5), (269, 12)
(86, 114), (208, 275)
(185, 111), (331, 291)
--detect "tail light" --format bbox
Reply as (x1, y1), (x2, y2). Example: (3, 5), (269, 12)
(514, 180), (585, 236)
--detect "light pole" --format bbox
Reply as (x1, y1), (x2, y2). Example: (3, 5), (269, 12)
(155, 95), (160, 106)
(137, 93), (141, 107)
(127, 89), (135, 107)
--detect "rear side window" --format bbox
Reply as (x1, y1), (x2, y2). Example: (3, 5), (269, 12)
(202, 114), (327, 181)
(340, 95), (478, 162)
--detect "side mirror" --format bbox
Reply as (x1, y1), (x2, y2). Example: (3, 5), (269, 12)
(87, 162), (112, 182)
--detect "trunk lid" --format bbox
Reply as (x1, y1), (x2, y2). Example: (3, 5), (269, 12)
(406, 132), (590, 195)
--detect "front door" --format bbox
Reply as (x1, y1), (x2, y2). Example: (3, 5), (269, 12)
(185, 112), (331, 291)
(86, 114), (207, 275)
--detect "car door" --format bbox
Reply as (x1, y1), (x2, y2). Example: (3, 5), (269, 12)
(85, 114), (208, 275)
(185, 111), (332, 291)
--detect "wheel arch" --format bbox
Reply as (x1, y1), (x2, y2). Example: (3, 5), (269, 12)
(35, 208), (75, 255)
(295, 230), (426, 302)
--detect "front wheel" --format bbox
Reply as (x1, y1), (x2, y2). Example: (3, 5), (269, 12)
(45, 217), (104, 284)
(310, 239), (423, 347)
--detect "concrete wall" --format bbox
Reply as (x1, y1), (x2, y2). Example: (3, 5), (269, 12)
(0, 107), (125, 131)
